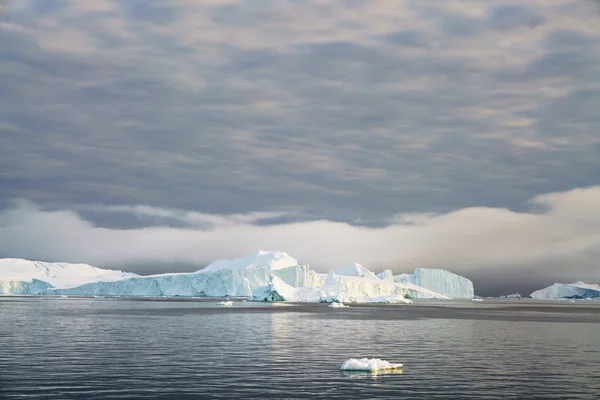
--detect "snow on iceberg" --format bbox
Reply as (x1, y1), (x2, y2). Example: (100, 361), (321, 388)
(395, 268), (474, 299)
(530, 282), (600, 299)
(198, 250), (298, 273)
(339, 358), (403, 372)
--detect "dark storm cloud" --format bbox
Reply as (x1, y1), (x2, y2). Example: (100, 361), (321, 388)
(1, 0), (600, 292)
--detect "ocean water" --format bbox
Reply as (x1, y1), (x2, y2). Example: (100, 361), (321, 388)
(1, 298), (599, 399)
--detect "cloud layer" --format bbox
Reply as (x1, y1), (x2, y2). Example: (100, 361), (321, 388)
(1, 186), (599, 295)
(1, 0), (599, 222)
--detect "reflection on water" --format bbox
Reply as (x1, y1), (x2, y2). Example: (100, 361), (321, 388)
(0, 297), (599, 399)
(340, 369), (404, 379)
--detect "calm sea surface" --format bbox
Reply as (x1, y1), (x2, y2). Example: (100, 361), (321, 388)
(1, 297), (599, 399)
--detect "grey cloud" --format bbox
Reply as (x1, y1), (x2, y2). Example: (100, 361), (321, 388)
(486, 4), (544, 30)
(1, 0), (600, 226)
(1, 186), (600, 296)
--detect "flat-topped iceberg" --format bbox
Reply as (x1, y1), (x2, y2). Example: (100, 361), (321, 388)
(530, 282), (600, 299)
(339, 358), (403, 371)
(395, 268), (474, 299)
(0, 258), (139, 294)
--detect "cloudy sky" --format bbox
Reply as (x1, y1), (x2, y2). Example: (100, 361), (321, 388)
(1, 0), (599, 295)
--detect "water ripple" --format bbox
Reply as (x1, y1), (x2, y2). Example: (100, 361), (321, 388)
(1, 298), (599, 399)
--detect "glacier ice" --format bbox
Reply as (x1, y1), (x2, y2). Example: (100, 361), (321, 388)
(530, 282), (600, 299)
(0, 258), (138, 294)
(0, 279), (53, 295)
(498, 293), (522, 299)
(47, 262), (327, 298)
(339, 358), (403, 372)
(328, 302), (349, 308)
(199, 250), (298, 273)
(335, 263), (379, 280)
(376, 269), (394, 282)
(394, 268), (474, 299)
(250, 271), (417, 303)
(0, 251), (474, 302)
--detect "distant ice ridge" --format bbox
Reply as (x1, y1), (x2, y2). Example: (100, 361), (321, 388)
(339, 358), (403, 371)
(0, 258), (139, 294)
(0, 251), (473, 301)
(498, 293), (522, 299)
(530, 282), (600, 299)
(199, 250), (298, 273)
(394, 268), (474, 299)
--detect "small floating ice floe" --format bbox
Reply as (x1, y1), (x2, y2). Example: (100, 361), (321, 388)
(328, 302), (349, 308)
(218, 300), (233, 306)
(339, 358), (403, 372)
(471, 298), (483, 302)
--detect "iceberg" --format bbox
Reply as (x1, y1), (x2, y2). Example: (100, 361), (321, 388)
(339, 358), (403, 372)
(0, 279), (53, 295)
(498, 293), (522, 299)
(328, 302), (349, 308)
(0, 252), (473, 303)
(47, 260), (326, 298)
(250, 271), (418, 303)
(530, 282), (600, 299)
(0, 258), (138, 294)
(394, 268), (474, 299)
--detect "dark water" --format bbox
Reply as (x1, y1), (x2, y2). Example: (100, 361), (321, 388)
(1, 298), (599, 399)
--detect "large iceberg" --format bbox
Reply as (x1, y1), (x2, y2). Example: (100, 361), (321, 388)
(0, 258), (138, 294)
(394, 268), (474, 299)
(530, 282), (600, 299)
(48, 264), (323, 297)
(0, 251), (474, 302)
(250, 271), (423, 303)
